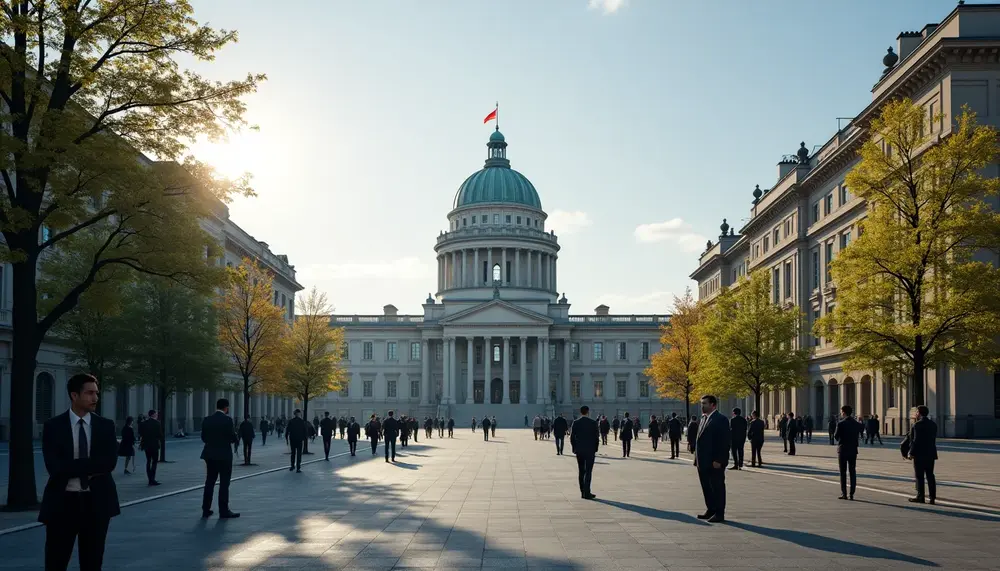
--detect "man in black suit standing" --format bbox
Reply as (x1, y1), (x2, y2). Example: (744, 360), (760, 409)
(138, 409), (162, 486)
(320, 412), (336, 460)
(481, 416), (492, 442)
(238, 415), (255, 466)
(383, 410), (400, 463)
(747, 410), (765, 467)
(259, 416), (270, 446)
(570, 406), (600, 500)
(694, 395), (731, 523)
(40, 374), (121, 571)
(907, 405), (938, 504)
(619, 413), (634, 458)
(347, 416), (360, 456)
(728, 408), (748, 470)
(200, 398), (240, 519)
(286, 409), (307, 472)
(552, 413), (569, 455)
(785, 412), (798, 456)
(834, 405), (861, 500)
(666, 413), (682, 459)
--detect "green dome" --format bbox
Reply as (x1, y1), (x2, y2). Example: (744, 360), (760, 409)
(453, 130), (542, 210)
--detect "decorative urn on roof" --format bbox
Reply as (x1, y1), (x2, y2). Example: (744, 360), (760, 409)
(797, 142), (809, 163)
(720, 218), (730, 236)
(752, 184), (763, 203)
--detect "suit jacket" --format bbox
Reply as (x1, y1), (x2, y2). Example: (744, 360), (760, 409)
(383, 417), (400, 439)
(347, 422), (361, 441)
(908, 417), (938, 461)
(648, 420), (661, 438)
(259, 419), (270, 433)
(238, 419), (255, 440)
(694, 410), (731, 470)
(286, 417), (308, 442)
(599, 419), (611, 434)
(39, 412), (121, 524)
(667, 418), (682, 438)
(570, 416), (600, 456)
(552, 417), (569, 436)
(834, 417), (862, 457)
(786, 418), (799, 438)
(320, 417), (336, 437)
(619, 419), (634, 441)
(200, 411), (238, 462)
(139, 418), (161, 450)
(747, 418), (765, 444)
(729, 416), (748, 443)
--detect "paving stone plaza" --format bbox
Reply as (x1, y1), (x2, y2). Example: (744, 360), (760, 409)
(1, 428), (999, 570)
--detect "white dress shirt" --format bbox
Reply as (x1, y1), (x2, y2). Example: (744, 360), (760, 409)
(66, 410), (92, 492)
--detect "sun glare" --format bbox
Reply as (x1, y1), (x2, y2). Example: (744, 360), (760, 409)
(188, 130), (264, 182)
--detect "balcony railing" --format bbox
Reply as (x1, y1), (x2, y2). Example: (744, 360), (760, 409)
(436, 226), (559, 245)
(567, 315), (670, 324)
(330, 315), (424, 324)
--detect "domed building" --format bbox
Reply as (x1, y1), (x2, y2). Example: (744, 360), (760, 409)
(315, 130), (675, 426)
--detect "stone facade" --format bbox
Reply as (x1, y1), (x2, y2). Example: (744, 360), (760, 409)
(691, 3), (1000, 438)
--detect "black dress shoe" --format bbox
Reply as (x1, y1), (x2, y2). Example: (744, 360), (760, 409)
(202, 510), (214, 518)
(148, 481), (161, 486)
(296, 469), (302, 473)
(706, 514), (725, 523)
(838, 495), (848, 500)
(908, 497), (926, 504)
(220, 512), (240, 519)
(697, 512), (714, 520)
(727, 466), (738, 471)
(929, 499), (936, 505)
(584, 494), (596, 500)
(289, 466), (294, 471)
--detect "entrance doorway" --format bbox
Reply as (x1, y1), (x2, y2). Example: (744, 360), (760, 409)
(510, 381), (520, 404)
(490, 378), (502, 404)
(473, 380), (485, 404)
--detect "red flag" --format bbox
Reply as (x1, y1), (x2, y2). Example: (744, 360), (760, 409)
(483, 107), (497, 124)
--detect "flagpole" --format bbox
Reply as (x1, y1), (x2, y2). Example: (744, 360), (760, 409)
(496, 101), (499, 131)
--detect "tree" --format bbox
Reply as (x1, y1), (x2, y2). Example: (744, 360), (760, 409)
(120, 276), (226, 461)
(818, 99), (1000, 406)
(269, 288), (346, 454)
(645, 289), (702, 419)
(217, 258), (288, 420)
(694, 271), (810, 413)
(0, 2), (261, 509)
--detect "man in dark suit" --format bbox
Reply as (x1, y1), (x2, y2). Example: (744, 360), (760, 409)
(908, 405), (938, 504)
(138, 409), (162, 486)
(320, 412), (336, 460)
(729, 408), (748, 470)
(619, 413), (634, 458)
(552, 413), (569, 455)
(238, 415), (255, 465)
(834, 405), (861, 500)
(785, 412), (798, 456)
(778, 414), (788, 453)
(694, 395), (731, 523)
(747, 410), (766, 467)
(200, 398), (240, 519)
(570, 406), (600, 500)
(599, 415), (611, 445)
(666, 413), (682, 459)
(40, 374), (121, 571)
(481, 416), (492, 442)
(828, 415), (837, 445)
(383, 410), (400, 462)
(286, 409), (308, 472)
(259, 416), (270, 446)
(346, 416), (361, 455)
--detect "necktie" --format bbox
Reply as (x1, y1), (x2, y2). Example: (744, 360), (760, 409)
(78, 419), (90, 490)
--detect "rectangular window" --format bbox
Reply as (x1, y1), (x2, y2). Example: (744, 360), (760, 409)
(784, 262), (792, 299)
(593, 342), (604, 361)
(363, 341), (373, 361)
(274, 291), (279, 305)
(511, 344), (518, 365)
(506, 261), (511, 283)
(594, 380), (604, 398)
(493, 344), (501, 363)
(516, 216), (521, 225)
(462, 218), (467, 227)
(481, 215), (487, 223)
(387, 380), (397, 398)
(436, 344), (443, 361)
(772, 267), (780, 303)
(340, 384), (349, 397)
(616, 380), (627, 398)
(813, 310), (821, 346)
(288, 300), (294, 320)
(763, 236), (769, 253)
(824, 193), (833, 215)
(386, 342), (397, 361)
(571, 342), (580, 360)
(888, 378), (896, 408)
(640, 380), (649, 398)
(342, 342), (350, 360)
(493, 214), (500, 225)
(411, 380), (420, 399)
(363, 380), (373, 398)
(616, 342), (627, 361)
(641, 341), (650, 360)
(840, 231), (851, 250)
(812, 203), (820, 224)
(475, 345), (483, 365)
(825, 242), (834, 283)
(784, 219), (791, 238)
(471, 216), (476, 225)
(811, 250), (820, 290)
(505, 214), (511, 224)
(410, 342), (421, 360)
(840, 185), (849, 205)
(773, 227), (780, 244)
(571, 377), (581, 399)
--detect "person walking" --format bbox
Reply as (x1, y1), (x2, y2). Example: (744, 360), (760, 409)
(532, 415), (542, 439)
(400, 415), (410, 447)
(620, 413), (634, 458)
(200, 398), (240, 519)
(648, 415), (661, 452)
(138, 409), (161, 486)
(804, 414), (813, 444)
(834, 405), (861, 500)
(447, 417), (455, 438)
(785, 412), (798, 456)
(729, 408), (747, 470)
(665, 413), (682, 459)
(694, 395), (731, 523)
(259, 416), (270, 446)
(570, 406), (600, 500)
(747, 410), (765, 467)
(525, 415), (529, 428)
(778, 414), (789, 453)
(367, 415), (381, 455)
(869, 415), (884, 445)
(552, 413), (569, 455)
(238, 415), (255, 465)
(612, 416), (620, 441)
(599, 415), (611, 445)
(490, 416), (497, 438)
(320, 412), (336, 460)
(347, 416), (360, 456)
(286, 409), (307, 473)
(118, 416), (136, 476)
(40, 374), (121, 571)
(383, 411), (400, 463)
(482, 416), (492, 442)
(471, 417), (477, 433)
(438, 417), (445, 438)
(828, 415), (837, 445)
(907, 405), (937, 504)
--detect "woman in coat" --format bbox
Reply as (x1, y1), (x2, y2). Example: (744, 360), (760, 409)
(648, 415), (661, 452)
(118, 416), (136, 475)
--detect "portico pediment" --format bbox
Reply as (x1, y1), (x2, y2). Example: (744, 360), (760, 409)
(439, 300), (553, 326)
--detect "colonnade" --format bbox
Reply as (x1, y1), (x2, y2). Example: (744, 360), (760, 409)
(437, 247), (557, 291)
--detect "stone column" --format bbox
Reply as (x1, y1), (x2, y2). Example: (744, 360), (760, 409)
(563, 339), (571, 403)
(537, 253), (543, 290)
(839, 383), (847, 416)
(526, 250), (532, 288)
(519, 337), (527, 404)
(441, 338), (450, 404)
(502, 336), (511, 404)
(484, 336), (492, 401)
(474, 249), (480, 286)
(466, 337), (475, 404)
(451, 251), (458, 289)
(421, 340), (430, 405)
(537, 338), (547, 403)
(515, 249), (521, 286)
(186, 393), (194, 433)
(462, 250), (468, 287)
(487, 248), (493, 281)
(553, 257), (557, 293)
(501, 248), (507, 285)
(449, 337), (457, 404)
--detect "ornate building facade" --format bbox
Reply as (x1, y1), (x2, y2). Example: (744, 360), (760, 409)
(691, 2), (1000, 438)
(312, 129), (674, 427)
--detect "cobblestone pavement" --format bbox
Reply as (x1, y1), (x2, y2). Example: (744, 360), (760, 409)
(1, 429), (999, 570)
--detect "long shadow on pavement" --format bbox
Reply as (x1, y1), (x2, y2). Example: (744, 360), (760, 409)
(854, 499), (1000, 521)
(595, 499), (709, 526)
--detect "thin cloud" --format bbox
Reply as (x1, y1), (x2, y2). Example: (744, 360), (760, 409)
(298, 257), (434, 281)
(588, 0), (627, 14)
(634, 218), (707, 253)
(592, 291), (675, 314)
(547, 210), (592, 235)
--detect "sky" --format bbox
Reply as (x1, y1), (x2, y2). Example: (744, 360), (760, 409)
(185, 0), (965, 315)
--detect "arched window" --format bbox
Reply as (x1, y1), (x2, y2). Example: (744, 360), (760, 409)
(492, 263), (501, 283)
(35, 372), (55, 423)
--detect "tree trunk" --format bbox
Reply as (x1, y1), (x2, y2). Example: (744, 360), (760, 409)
(302, 396), (311, 454)
(4, 260), (43, 510)
(157, 381), (168, 462)
(243, 388), (250, 424)
(685, 385), (692, 420)
(911, 351), (925, 408)
(754, 388), (762, 416)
